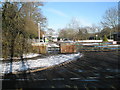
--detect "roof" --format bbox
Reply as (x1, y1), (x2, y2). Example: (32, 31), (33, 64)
(113, 32), (120, 35)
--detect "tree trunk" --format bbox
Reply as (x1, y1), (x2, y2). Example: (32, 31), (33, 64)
(9, 39), (15, 74)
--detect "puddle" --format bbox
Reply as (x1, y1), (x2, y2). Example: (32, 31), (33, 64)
(52, 78), (64, 80)
(74, 69), (84, 72)
(77, 69), (84, 72)
(37, 78), (47, 80)
(106, 68), (120, 72)
(16, 79), (29, 81)
(105, 75), (115, 78)
(0, 79), (10, 80)
(94, 73), (100, 76)
(70, 78), (80, 80)
(16, 78), (47, 81)
(80, 79), (99, 81)
(87, 77), (99, 79)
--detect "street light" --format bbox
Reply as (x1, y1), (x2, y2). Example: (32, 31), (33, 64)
(96, 35), (98, 40)
(43, 34), (45, 42)
(38, 23), (40, 42)
(110, 30), (112, 39)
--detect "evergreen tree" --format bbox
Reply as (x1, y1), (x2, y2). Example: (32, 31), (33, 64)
(2, 2), (46, 74)
(103, 35), (108, 42)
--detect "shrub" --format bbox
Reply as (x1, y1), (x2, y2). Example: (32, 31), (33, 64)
(103, 35), (108, 42)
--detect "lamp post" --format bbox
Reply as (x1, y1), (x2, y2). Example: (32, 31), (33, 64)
(96, 34), (98, 40)
(38, 23), (40, 42)
(38, 18), (46, 42)
(43, 34), (45, 42)
(110, 30), (112, 39)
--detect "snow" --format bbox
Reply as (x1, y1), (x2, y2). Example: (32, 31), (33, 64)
(1, 53), (82, 74)
(76, 40), (113, 43)
(60, 40), (114, 43)
(32, 43), (59, 48)
(82, 43), (100, 45)
(47, 44), (59, 47)
(1, 53), (40, 60)
(23, 53), (40, 58)
(93, 45), (120, 47)
(32, 42), (47, 46)
(0, 58), (3, 60)
(108, 45), (120, 47)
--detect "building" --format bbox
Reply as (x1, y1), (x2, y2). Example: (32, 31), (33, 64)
(45, 29), (59, 42)
(113, 32), (120, 44)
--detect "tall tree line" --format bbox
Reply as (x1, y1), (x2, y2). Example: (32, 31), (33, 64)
(2, 2), (46, 73)
(59, 6), (118, 40)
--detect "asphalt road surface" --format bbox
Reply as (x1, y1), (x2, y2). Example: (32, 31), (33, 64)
(2, 51), (120, 89)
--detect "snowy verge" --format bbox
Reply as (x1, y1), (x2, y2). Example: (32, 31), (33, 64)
(1, 53), (82, 74)
(23, 53), (40, 59)
(0, 53), (40, 60)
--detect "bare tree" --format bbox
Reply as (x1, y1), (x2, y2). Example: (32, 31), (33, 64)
(59, 18), (93, 40)
(59, 28), (77, 40)
(67, 17), (81, 30)
(101, 7), (118, 32)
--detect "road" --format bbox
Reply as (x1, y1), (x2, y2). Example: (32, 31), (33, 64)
(2, 51), (120, 89)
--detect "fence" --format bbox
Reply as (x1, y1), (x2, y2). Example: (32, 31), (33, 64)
(33, 45), (47, 54)
(76, 43), (120, 51)
(60, 43), (76, 53)
(32, 41), (120, 54)
(47, 47), (60, 54)
(32, 43), (60, 54)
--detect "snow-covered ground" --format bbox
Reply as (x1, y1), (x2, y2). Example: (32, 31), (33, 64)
(76, 40), (114, 42)
(0, 53), (40, 60)
(1, 53), (82, 74)
(60, 40), (114, 43)
(23, 53), (40, 58)
(81, 43), (120, 46)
